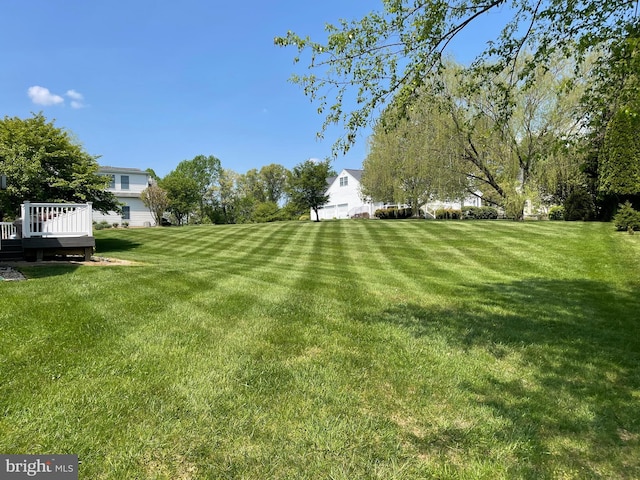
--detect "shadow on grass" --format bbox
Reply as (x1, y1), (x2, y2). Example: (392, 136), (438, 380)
(13, 264), (82, 279)
(360, 278), (640, 477)
(95, 237), (142, 254)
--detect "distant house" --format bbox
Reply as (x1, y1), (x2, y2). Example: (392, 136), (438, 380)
(314, 169), (385, 220)
(93, 166), (155, 227)
(313, 168), (482, 220)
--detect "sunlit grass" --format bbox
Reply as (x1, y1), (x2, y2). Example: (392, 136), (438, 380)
(1, 220), (639, 478)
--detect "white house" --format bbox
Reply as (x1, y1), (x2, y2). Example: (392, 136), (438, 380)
(93, 166), (155, 227)
(314, 169), (386, 220)
(313, 168), (482, 220)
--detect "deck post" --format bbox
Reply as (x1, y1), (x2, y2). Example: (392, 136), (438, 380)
(85, 202), (93, 237)
(21, 202), (31, 238)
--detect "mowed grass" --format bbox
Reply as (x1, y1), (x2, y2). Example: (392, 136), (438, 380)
(1, 220), (639, 479)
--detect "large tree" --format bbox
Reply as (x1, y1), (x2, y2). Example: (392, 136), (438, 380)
(260, 163), (289, 204)
(447, 59), (585, 218)
(160, 170), (199, 226)
(174, 154), (222, 219)
(275, 0), (637, 156)
(362, 93), (469, 213)
(207, 168), (243, 224)
(363, 58), (584, 219)
(0, 113), (118, 220)
(286, 159), (332, 222)
(599, 107), (640, 196)
(580, 24), (640, 214)
(140, 183), (170, 226)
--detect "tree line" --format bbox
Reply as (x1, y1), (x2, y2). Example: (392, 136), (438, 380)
(142, 156), (334, 225)
(0, 113), (334, 224)
(276, 0), (640, 220)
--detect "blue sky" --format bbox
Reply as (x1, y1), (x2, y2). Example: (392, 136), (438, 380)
(0, 1), (506, 178)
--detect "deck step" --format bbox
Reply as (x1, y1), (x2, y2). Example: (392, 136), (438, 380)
(0, 239), (24, 260)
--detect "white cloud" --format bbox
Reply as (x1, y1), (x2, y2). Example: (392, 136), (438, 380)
(27, 86), (64, 106)
(65, 89), (83, 101)
(66, 89), (85, 109)
(26, 86), (87, 108)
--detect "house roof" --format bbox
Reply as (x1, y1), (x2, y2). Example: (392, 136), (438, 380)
(327, 169), (363, 185)
(325, 176), (337, 187)
(344, 169), (363, 181)
(99, 166), (149, 174)
(324, 168), (364, 193)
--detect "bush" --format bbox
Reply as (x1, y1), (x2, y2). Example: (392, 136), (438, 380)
(252, 202), (281, 223)
(563, 189), (595, 221)
(94, 220), (111, 231)
(613, 201), (640, 231)
(461, 206), (498, 220)
(352, 212), (370, 219)
(112, 222), (119, 228)
(435, 208), (461, 220)
(548, 205), (565, 221)
(374, 207), (415, 219)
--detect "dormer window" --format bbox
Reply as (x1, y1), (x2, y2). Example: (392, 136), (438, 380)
(339, 176), (348, 187)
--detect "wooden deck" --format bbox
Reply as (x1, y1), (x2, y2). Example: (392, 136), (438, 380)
(22, 236), (95, 261)
(1, 202), (95, 262)
(0, 237), (95, 262)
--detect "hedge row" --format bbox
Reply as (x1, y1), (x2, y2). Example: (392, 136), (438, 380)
(435, 208), (461, 219)
(435, 206), (499, 220)
(374, 207), (420, 219)
(461, 206), (499, 219)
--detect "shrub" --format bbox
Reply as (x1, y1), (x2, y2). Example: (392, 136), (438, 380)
(435, 208), (461, 220)
(352, 212), (370, 219)
(563, 189), (595, 221)
(505, 195), (527, 220)
(94, 220), (111, 231)
(122, 222), (129, 228)
(374, 207), (415, 219)
(613, 201), (640, 231)
(461, 206), (499, 220)
(112, 223), (119, 228)
(548, 205), (565, 221)
(252, 202), (281, 223)
(299, 214), (310, 221)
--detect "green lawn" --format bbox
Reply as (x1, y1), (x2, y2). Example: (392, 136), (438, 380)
(1, 220), (639, 479)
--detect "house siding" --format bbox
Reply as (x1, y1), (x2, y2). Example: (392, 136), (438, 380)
(314, 169), (384, 220)
(95, 167), (155, 227)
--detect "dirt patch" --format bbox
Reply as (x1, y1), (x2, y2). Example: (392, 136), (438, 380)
(1, 256), (141, 275)
(5, 257), (137, 266)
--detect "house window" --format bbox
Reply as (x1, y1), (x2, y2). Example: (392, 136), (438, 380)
(121, 175), (130, 190)
(122, 206), (130, 220)
(339, 176), (348, 187)
(108, 175), (115, 189)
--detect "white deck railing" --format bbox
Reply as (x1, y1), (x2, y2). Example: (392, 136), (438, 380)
(20, 201), (93, 238)
(1, 222), (16, 240)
